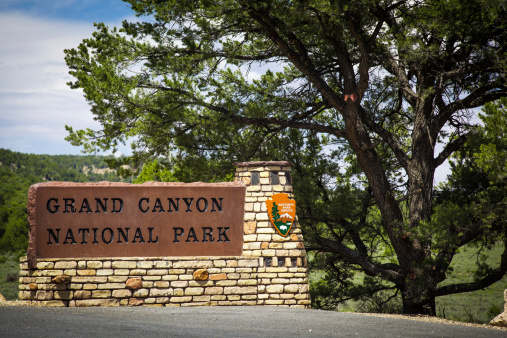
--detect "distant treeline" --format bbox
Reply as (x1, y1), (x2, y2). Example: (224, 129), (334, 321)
(0, 148), (131, 253)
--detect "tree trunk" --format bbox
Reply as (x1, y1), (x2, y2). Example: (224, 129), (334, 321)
(342, 106), (406, 252)
(400, 97), (437, 274)
(401, 282), (436, 316)
(408, 98), (436, 230)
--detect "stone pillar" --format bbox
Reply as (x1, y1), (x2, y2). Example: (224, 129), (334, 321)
(234, 161), (310, 307)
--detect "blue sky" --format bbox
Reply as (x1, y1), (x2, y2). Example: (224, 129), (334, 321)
(0, 0), (134, 156)
(0, 0), (132, 21)
(0, 0), (131, 23)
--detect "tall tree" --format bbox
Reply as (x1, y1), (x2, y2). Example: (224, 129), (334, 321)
(432, 98), (506, 302)
(64, 0), (507, 314)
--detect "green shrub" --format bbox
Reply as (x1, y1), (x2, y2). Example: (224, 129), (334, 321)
(5, 271), (19, 283)
(487, 304), (503, 321)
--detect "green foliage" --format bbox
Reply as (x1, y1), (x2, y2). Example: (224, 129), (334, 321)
(433, 103), (506, 270)
(472, 98), (507, 184)
(487, 304), (503, 321)
(435, 244), (507, 324)
(427, 101), (507, 322)
(0, 252), (21, 300)
(134, 159), (177, 183)
(0, 148), (130, 253)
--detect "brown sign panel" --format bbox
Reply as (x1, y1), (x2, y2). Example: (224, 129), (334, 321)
(27, 182), (245, 265)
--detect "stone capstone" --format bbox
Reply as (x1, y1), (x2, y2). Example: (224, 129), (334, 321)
(52, 275), (71, 284)
(233, 161), (293, 167)
(125, 278), (143, 290)
(193, 269), (209, 281)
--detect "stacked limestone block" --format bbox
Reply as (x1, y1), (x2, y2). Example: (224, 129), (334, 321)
(18, 161), (310, 308)
(234, 161), (310, 307)
(18, 257), (260, 307)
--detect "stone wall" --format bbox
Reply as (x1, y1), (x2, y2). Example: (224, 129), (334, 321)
(18, 161), (311, 308)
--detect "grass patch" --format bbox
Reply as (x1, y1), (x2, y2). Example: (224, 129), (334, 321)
(0, 252), (21, 300)
(436, 245), (507, 324)
(309, 244), (506, 323)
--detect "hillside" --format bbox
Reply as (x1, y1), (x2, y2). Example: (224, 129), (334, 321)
(0, 148), (130, 253)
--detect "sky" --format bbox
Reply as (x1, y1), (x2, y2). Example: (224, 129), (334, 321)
(0, 0), (134, 156)
(0, 0), (453, 183)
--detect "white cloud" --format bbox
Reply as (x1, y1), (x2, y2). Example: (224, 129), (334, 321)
(0, 12), (132, 155)
(0, 13), (88, 65)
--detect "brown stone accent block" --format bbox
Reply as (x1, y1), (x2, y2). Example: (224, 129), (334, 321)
(209, 273), (227, 281)
(52, 276), (71, 284)
(125, 278), (143, 290)
(193, 269), (209, 281)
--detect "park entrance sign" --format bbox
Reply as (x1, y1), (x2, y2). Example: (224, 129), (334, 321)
(27, 182), (245, 263)
(20, 162), (311, 308)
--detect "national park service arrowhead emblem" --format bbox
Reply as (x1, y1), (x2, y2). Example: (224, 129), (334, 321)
(265, 193), (296, 237)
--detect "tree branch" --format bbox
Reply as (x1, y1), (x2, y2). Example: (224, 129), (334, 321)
(317, 237), (404, 284)
(246, 7), (346, 111)
(357, 107), (410, 170)
(346, 11), (371, 99)
(433, 134), (468, 169)
(438, 84), (507, 130)
(175, 48), (282, 61)
(142, 84), (347, 138)
(434, 239), (507, 297)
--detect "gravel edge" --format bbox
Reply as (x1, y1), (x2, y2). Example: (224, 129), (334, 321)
(356, 312), (507, 331)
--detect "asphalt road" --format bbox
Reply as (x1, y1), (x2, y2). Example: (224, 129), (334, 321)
(0, 306), (505, 337)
